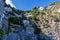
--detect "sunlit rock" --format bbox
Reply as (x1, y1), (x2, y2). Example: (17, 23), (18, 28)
(5, 7), (12, 12)
(23, 20), (30, 27)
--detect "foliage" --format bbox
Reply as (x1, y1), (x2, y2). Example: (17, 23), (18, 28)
(40, 11), (46, 15)
(32, 7), (40, 23)
(24, 10), (32, 13)
(34, 28), (41, 34)
(0, 29), (5, 40)
(8, 16), (19, 33)
(32, 7), (46, 23)
(9, 16), (19, 24)
(50, 2), (55, 5)
(0, 29), (5, 35)
(12, 8), (25, 15)
(33, 7), (38, 11)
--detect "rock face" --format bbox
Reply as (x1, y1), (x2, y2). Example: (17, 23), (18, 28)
(37, 2), (60, 40)
(1, 0), (60, 40)
(3, 19), (49, 40)
(0, 0), (9, 32)
(3, 32), (20, 40)
(0, 0), (5, 28)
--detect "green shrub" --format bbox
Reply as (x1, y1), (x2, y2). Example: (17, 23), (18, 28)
(24, 10), (32, 13)
(0, 29), (5, 35)
(34, 28), (41, 34)
(9, 16), (19, 24)
(0, 29), (5, 40)
(40, 12), (46, 15)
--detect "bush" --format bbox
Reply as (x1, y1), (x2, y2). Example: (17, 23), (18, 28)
(0, 29), (5, 35)
(34, 28), (41, 34)
(0, 29), (5, 40)
(25, 10), (32, 13)
(9, 16), (19, 24)
(40, 12), (46, 15)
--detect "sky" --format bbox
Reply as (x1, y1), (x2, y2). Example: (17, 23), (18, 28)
(6, 0), (60, 10)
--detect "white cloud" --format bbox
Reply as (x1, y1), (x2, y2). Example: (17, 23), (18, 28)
(5, 0), (16, 8)
(39, 7), (44, 10)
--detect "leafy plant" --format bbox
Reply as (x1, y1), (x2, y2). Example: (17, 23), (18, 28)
(9, 16), (19, 24)
(0, 29), (5, 35)
(24, 10), (32, 13)
(34, 28), (41, 34)
(0, 29), (5, 40)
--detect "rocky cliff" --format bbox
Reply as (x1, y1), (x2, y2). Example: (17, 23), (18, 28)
(0, 0), (60, 40)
